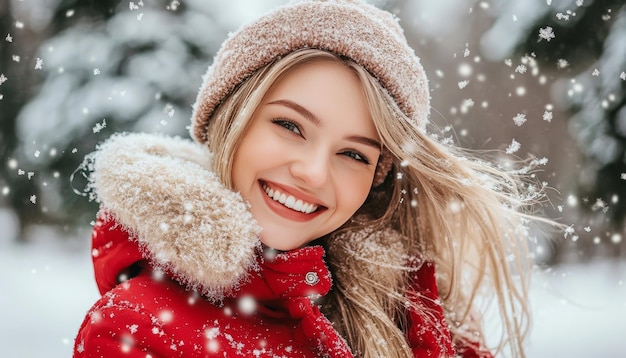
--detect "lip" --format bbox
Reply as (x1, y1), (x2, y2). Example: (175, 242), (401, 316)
(258, 180), (327, 222)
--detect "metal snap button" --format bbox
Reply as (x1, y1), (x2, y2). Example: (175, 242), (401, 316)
(305, 271), (319, 285)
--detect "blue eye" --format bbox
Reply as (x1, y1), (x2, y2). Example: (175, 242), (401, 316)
(272, 119), (302, 136)
(342, 150), (370, 165)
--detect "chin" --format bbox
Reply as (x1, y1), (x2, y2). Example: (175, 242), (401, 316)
(259, 231), (309, 251)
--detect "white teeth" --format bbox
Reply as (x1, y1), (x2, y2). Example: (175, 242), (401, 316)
(263, 184), (318, 214)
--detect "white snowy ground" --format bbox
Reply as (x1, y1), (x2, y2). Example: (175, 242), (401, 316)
(1, 210), (624, 357)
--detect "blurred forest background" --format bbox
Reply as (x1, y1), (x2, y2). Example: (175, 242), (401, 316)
(1, 0), (625, 262)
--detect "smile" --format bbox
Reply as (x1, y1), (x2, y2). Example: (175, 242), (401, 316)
(262, 184), (319, 214)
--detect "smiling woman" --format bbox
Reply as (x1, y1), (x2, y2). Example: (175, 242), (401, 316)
(232, 59), (379, 250)
(73, 1), (554, 357)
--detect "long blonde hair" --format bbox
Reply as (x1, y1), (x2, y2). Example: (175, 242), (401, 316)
(206, 49), (547, 357)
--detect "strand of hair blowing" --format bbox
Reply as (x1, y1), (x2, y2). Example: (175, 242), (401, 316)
(323, 226), (414, 358)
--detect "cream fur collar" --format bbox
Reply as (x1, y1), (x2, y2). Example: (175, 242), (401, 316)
(87, 132), (261, 299)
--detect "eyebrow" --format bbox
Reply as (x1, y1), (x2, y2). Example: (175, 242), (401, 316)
(266, 99), (382, 150)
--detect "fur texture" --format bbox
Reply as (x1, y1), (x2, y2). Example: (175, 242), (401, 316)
(86, 132), (261, 299)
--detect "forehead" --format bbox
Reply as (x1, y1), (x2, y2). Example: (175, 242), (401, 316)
(263, 59), (376, 131)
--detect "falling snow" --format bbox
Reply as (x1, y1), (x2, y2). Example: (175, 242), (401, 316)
(542, 110), (553, 122)
(167, 1), (181, 11)
(29, 195), (37, 204)
(506, 139), (521, 154)
(557, 59), (569, 69)
(513, 113), (527, 126)
(556, 13), (570, 21)
(515, 64), (527, 74)
(5, 33), (12, 42)
(0, 74), (7, 85)
(592, 68), (600, 76)
(164, 103), (175, 117)
(538, 27), (555, 42)
(34, 58), (44, 70)
(620, 72), (626, 81)
(458, 80), (469, 89)
(92, 119), (107, 133)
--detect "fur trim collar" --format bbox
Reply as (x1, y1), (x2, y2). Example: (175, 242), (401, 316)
(86, 132), (261, 299)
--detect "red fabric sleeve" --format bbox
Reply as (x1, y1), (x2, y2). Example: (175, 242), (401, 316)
(405, 262), (493, 358)
(405, 261), (455, 357)
(73, 298), (182, 358)
(91, 211), (144, 294)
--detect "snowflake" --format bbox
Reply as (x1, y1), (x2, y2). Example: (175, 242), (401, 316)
(557, 59), (569, 69)
(538, 26), (555, 42)
(461, 98), (474, 111)
(515, 65), (527, 74)
(621, 173), (626, 180)
(15, 21), (24, 29)
(238, 296), (256, 315)
(506, 139), (521, 154)
(556, 13), (570, 21)
(205, 327), (220, 339)
(504, 59), (513, 67)
(576, 0), (584, 5)
(563, 225), (575, 239)
(620, 72), (626, 81)
(542, 110), (553, 122)
(5, 33), (12, 42)
(167, 1), (181, 11)
(512, 113), (527, 126)
(12, 55), (20, 62)
(128, 324), (139, 334)
(34, 58), (43, 70)
(164, 103), (175, 117)
(592, 68), (600, 76)
(458, 80), (469, 89)
(93, 68), (100, 75)
(66, 9), (75, 17)
(93, 119), (107, 133)
(30, 195), (37, 204)
(137, 13), (144, 21)
(0, 74), (8, 86)
(463, 47), (470, 57)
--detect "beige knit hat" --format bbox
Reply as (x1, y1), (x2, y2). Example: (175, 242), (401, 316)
(190, 0), (430, 185)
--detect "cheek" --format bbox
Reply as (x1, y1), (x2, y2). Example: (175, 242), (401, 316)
(338, 172), (374, 212)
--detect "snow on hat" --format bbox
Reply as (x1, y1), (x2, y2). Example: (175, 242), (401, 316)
(190, 0), (430, 184)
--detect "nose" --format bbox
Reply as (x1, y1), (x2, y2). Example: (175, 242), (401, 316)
(289, 148), (330, 188)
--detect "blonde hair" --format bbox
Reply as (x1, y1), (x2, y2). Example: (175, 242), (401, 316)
(206, 49), (547, 357)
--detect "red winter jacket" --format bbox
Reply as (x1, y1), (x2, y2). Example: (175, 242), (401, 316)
(75, 217), (351, 357)
(74, 133), (492, 357)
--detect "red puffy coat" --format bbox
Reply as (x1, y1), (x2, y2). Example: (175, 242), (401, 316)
(73, 133), (492, 357)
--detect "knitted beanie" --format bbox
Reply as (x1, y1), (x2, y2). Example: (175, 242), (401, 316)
(190, 0), (430, 183)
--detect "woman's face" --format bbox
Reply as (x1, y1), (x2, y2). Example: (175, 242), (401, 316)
(232, 60), (380, 251)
